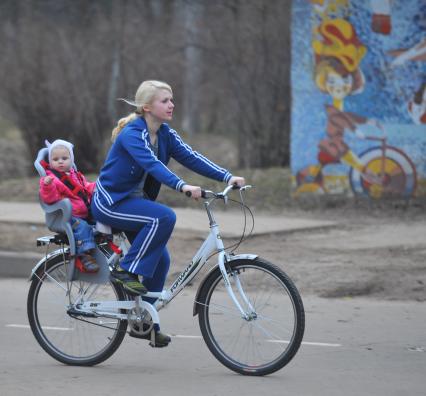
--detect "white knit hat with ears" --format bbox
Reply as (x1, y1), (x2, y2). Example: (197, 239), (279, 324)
(45, 139), (75, 167)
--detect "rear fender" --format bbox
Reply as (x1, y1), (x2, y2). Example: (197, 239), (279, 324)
(29, 248), (69, 281)
(29, 246), (110, 284)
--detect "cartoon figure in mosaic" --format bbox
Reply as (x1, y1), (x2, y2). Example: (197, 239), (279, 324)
(388, 40), (426, 125)
(295, 19), (379, 194)
(408, 82), (426, 125)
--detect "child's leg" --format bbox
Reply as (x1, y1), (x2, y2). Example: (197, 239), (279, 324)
(71, 217), (99, 273)
(71, 217), (96, 255)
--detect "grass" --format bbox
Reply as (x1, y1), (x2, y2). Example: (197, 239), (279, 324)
(2, 125), (425, 214)
(0, 126), (295, 212)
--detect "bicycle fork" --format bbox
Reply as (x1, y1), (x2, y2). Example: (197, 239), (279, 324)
(218, 253), (257, 321)
(205, 200), (257, 321)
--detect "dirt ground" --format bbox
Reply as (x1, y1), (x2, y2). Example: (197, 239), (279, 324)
(1, 204), (425, 302)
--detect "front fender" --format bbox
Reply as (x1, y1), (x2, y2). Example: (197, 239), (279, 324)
(192, 254), (258, 316)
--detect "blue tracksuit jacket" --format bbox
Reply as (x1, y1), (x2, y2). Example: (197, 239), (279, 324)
(95, 116), (232, 205)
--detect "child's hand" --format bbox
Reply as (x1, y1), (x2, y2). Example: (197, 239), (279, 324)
(43, 176), (53, 185)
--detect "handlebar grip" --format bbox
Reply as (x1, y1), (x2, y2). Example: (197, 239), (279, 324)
(185, 190), (207, 198)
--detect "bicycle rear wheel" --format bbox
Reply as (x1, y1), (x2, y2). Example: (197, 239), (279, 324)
(197, 258), (305, 376)
(27, 251), (128, 366)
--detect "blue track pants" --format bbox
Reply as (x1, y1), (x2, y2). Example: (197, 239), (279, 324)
(91, 193), (176, 294)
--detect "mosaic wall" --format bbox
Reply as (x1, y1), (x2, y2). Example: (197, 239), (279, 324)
(291, 0), (426, 199)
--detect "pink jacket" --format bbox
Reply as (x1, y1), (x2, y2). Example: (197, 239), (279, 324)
(39, 169), (96, 219)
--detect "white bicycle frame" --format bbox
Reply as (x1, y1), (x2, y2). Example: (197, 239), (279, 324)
(66, 185), (258, 328)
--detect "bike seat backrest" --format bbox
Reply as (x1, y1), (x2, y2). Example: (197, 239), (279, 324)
(34, 147), (75, 238)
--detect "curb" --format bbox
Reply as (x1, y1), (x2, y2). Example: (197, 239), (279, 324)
(0, 250), (43, 278)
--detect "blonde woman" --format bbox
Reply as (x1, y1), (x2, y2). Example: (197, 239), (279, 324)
(91, 80), (245, 346)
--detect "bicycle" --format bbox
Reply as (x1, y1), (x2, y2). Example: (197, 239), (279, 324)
(295, 124), (417, 200)
(27, 183), (305, 376)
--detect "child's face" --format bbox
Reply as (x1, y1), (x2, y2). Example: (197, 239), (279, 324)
(50, 147), (71, 172)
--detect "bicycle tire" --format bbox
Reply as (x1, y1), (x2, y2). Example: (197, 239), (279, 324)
(27, 251), (128, 366)
(197, 258), (305, 376)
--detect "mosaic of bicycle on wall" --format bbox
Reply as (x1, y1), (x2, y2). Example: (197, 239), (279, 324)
(291, 0), (426, 199)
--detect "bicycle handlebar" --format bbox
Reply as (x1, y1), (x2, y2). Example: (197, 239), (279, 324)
(184, 184), (251, 199)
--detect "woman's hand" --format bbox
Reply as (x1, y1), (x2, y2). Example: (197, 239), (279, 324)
(182, 184), (202, 199)
(228, 176), (245, 187)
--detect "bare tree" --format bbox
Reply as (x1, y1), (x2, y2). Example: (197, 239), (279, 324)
(203, 0), (291, 168)
(0, 0), (291, 173)
(180, 0), (204, 135)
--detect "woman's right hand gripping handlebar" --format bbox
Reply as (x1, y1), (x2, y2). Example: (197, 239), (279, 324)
(182, 184), (203, 200)
(183, 175), (246, 199)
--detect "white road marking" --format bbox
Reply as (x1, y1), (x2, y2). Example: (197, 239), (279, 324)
(169, 334), (342, 347)
(7, 325), (342, 347)
(6, 324), (72, 331)
(268, 339), (342, 347)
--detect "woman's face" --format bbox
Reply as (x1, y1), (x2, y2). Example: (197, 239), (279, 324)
(325, 70), (353, 100)
(145, 89), (174, 122)
(50, 147), (71, 172)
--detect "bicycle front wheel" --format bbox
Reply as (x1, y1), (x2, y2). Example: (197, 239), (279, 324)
(27, 251), (128, 366)
(197, 258), (305, 376)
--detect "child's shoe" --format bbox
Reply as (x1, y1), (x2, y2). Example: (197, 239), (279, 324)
(75, 254), (100, 273)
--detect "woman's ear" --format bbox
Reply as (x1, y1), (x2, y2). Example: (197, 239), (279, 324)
(142, 104), (151, 114)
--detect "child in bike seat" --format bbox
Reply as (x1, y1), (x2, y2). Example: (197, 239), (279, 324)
(39, 139), (99, 273)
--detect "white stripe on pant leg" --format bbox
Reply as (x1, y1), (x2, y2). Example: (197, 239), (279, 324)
(129, 218), (158, 272)
(93, 194), (160, 274)
(129, 218), (158, 273)
(93, 194), (161, 273)
(94, 194), (153, 222)
(95, 195), (152, 221)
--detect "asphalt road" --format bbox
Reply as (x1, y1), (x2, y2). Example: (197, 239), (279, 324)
(1, 278), (425, 396)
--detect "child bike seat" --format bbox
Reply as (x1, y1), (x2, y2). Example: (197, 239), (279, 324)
(34, 147), (110, 283)
(35, 148), (77, 256)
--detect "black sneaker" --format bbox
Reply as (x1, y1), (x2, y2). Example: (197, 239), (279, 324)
(129, 324), (171, 348)
(110, 266), (147, 295)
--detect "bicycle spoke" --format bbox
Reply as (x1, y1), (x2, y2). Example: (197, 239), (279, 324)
(196, 300), (243, 318)
(28, 256), (127, 365)
(198, 259), (304, 375)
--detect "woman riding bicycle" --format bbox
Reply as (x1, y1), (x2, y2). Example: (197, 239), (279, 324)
(91, 80), (245, 345)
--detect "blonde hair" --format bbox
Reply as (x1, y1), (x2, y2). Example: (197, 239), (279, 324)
(111, 80), (173, 141)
